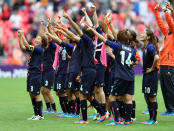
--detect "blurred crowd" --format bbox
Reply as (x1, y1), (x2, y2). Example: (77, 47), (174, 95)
(0, 0), (173, 65)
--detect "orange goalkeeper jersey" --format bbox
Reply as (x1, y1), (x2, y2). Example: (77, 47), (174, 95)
(155, 11), (174, 67)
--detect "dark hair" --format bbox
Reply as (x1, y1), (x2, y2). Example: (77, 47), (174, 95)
(82, 26), (95, 39)
(99, 21), (108, 34)
(146, 29), (159, 53)
(117, 29), (131, 44)
(41, 35), (49, 49)
(128, 29), (139, 48)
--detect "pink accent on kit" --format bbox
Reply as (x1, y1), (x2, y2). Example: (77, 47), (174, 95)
(94, 34), (107, 67)
(101, 42), (107, 67)
(53, 45), (60, 70)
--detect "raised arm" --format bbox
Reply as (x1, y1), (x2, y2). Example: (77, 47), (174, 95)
(47, 18), (56, 36)
(108, 14), (117, 40)
(90, 26), (119, 50)
(91, 5), (99, 28)
(89, 27), (107, 43)
(154, 3), (169, 36)
(80, 16), (85, 28)
(63, 12), (83, 37)
(81, 8), (93, 27)
(17, 30), (26, 50)
(54, 27), (71, 39)
(107, 31), (115, 40)
(166, 2), (174, 19)
(165, 3), (174, 34)
(20, 31), (33, 50)
(46, 32), (62, 45)
(55, 24), (80, 42)
(105, 17), (113, 36)
(104, 16), (115, 39)
(164, 11), (174, 35)
(38, 20), (45, 36)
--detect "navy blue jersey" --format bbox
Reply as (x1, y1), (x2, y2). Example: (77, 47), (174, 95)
(78, 34), (95, 68)
(43, 41), (57, 71)
(106, 53), (115, 72)
(106, 53), (111, 71)
(27, 46), (43, 74)
(95, 27), (104, 64)
(56, 42), (73, 74)
(143, 43), (158, 72)
(106, 40), (137, 81)
(69, 41), (81, 73)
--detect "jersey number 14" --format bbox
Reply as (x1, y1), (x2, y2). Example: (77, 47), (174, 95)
(120, 51), (132, 66)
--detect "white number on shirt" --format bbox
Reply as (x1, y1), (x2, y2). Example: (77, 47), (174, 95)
(45, 80), (48, 86)
(145, 87), (150, 94)
(57, 83), (62, 90)
(80, 85), (83, 91)
(31, 86), (33, 92)
(120, 51), (132, 66)
(68, 82), (72, 88)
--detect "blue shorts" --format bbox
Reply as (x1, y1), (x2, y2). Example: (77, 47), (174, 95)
(104, 70), (110, 96)
(104, 69), (114, 96)
(42, 70), (55, 89)
(95, 64), (106, 87)
(111, 78), (134, 96)
(67, 73), (80, 92)
(27, 74), (42, 95)
(80, 68), (96, 95)
(54, 74), (67, 93)
(142, 71), (158, 96)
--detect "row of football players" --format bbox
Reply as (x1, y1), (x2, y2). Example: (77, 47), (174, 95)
(17, 4), (159, 125)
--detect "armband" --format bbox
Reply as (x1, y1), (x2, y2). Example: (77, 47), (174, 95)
(29, 45), (34, 51)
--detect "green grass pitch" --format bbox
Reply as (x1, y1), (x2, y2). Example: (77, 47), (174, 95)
(0, 76), (174, 131)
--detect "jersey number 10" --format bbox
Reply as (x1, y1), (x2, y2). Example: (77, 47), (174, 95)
(120, 51), (132, 66)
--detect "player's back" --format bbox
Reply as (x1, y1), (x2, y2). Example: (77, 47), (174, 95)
(27, 45), (43, 75)
(57, 42), (73, 74)
(69, 42), (81, 73)
(80, 34), (95, 68)
(43, 42), (57, 71)
(113, 43), (136, 81)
